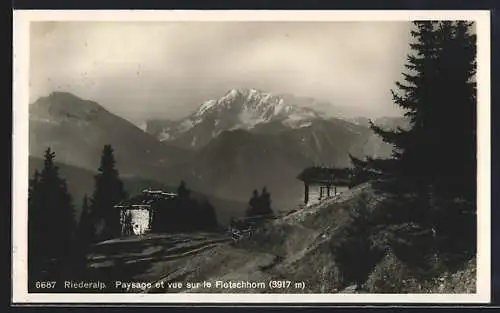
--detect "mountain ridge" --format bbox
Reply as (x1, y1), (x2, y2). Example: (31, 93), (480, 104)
(145, 88), (406, 152)
(146, 88), (335, 150)
(29, 91), (193, 184)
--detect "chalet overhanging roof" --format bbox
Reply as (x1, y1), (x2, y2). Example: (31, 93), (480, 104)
(297, 166), (352, 185)
(114, 189), (177, 208)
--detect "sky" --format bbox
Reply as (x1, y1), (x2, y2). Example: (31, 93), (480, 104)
(30, 21), (412, 125)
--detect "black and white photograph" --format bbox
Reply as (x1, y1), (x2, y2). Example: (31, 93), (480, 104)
(12, 10), (491, 304)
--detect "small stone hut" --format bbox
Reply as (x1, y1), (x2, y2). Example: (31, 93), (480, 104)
(114, 189), (177, 236)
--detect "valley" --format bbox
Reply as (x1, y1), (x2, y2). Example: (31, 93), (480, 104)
(29, 90), (406, 216)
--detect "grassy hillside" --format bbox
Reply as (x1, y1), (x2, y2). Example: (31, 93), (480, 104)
(75, 182), (476, 294)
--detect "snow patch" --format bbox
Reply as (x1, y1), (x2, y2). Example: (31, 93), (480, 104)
(282, 119), (313, 129)
(273, 99), (285, 116)
(158, 131), (171, 141)
(179, 119), (194, 132)
(196, 100), (217, 116)
(211, 129), (222, 138)
(219, 89), (240, 104)
(238, 106), (267, 129)
(138, 122), (148, 131)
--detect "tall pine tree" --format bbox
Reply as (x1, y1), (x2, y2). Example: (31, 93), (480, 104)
(91, 144), (126, 241)
(175, 180), (195, 231)
(75, 194), (95, 250)
(367, 21), (476, 203)
(246, 189), (260, 217)
(70, 194), (95, 279)
(356, 21), (477, 260)
(28, 148), (75, 283)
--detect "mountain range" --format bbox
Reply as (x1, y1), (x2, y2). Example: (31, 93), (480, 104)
(28, 90), (406, 216)
(146, 89), (332, 150)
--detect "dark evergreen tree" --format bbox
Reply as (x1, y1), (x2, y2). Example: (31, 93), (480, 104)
(28, 169), (42, 282)
(75, 194), (95, 249)
(246, 189), (260, 217)
(367, 21), (476, 201)
(177, 180), (191, 199)
(148, 196), (173, 233)
(91, 144), (126, 241)
(351, 21), (477, 263)
(28, 148), (75, 284)
(246, 187), (273, 217)
(175, 180), (195, 231)
(260, 187), (273, 216)
(198, 199), (218, 231)
(71, 194), (94, 278)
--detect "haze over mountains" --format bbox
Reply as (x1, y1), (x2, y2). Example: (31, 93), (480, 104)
(29, 90), (406, 216)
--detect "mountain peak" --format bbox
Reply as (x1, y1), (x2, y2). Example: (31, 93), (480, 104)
(30, 91), (106, 122)
(47, 91), (82, 100)
(149, 89), (329, 149)
(194, 88), (305, 122)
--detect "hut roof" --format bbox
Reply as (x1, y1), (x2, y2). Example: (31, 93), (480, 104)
(297, 166), (352, 185)
(114, 189), (177, 208)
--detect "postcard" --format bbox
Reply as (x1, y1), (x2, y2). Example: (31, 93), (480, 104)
(12, 9), (491, 304)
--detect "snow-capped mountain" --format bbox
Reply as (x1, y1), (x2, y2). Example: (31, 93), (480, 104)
(146, 88), (329, 149)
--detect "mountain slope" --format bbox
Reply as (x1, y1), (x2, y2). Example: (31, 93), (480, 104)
(349, 116), (410, 130)
(81, 182), (476, 293)
(78, 182), (476, 294)
(141, 88), (395, 209)
(162, 118), (390, 211)
(29, 92), (193, 183)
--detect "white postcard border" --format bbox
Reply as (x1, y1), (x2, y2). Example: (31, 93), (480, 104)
(12, 9), (492, 304)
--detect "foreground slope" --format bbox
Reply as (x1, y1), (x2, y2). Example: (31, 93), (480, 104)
(81, 182), (476, 294)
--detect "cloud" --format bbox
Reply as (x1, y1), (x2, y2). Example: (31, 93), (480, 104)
(30, 21), (412, 124)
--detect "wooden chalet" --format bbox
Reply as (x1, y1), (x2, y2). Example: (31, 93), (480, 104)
(297, 166), (353, 205)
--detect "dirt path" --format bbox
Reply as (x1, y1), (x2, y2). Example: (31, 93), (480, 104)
(84, 232), (235, 292)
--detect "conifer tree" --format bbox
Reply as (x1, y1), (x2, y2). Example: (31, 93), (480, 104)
(28, 148), (75, 282)
(246, 188), (273, 217)
(91, 144), (126, 241)
(71, 194), (95, 278)
(260, 187), (273, 216)
(177, 180), (191, 199)
(199, 199), (218, 230)
(75, 194), (95, 249)
(353, 21), (477, 260)
(28, 169), (42, 281)
(246, 189), (260, 217)
(366, 21), (476, 204)
(177, 180), (190, 227)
